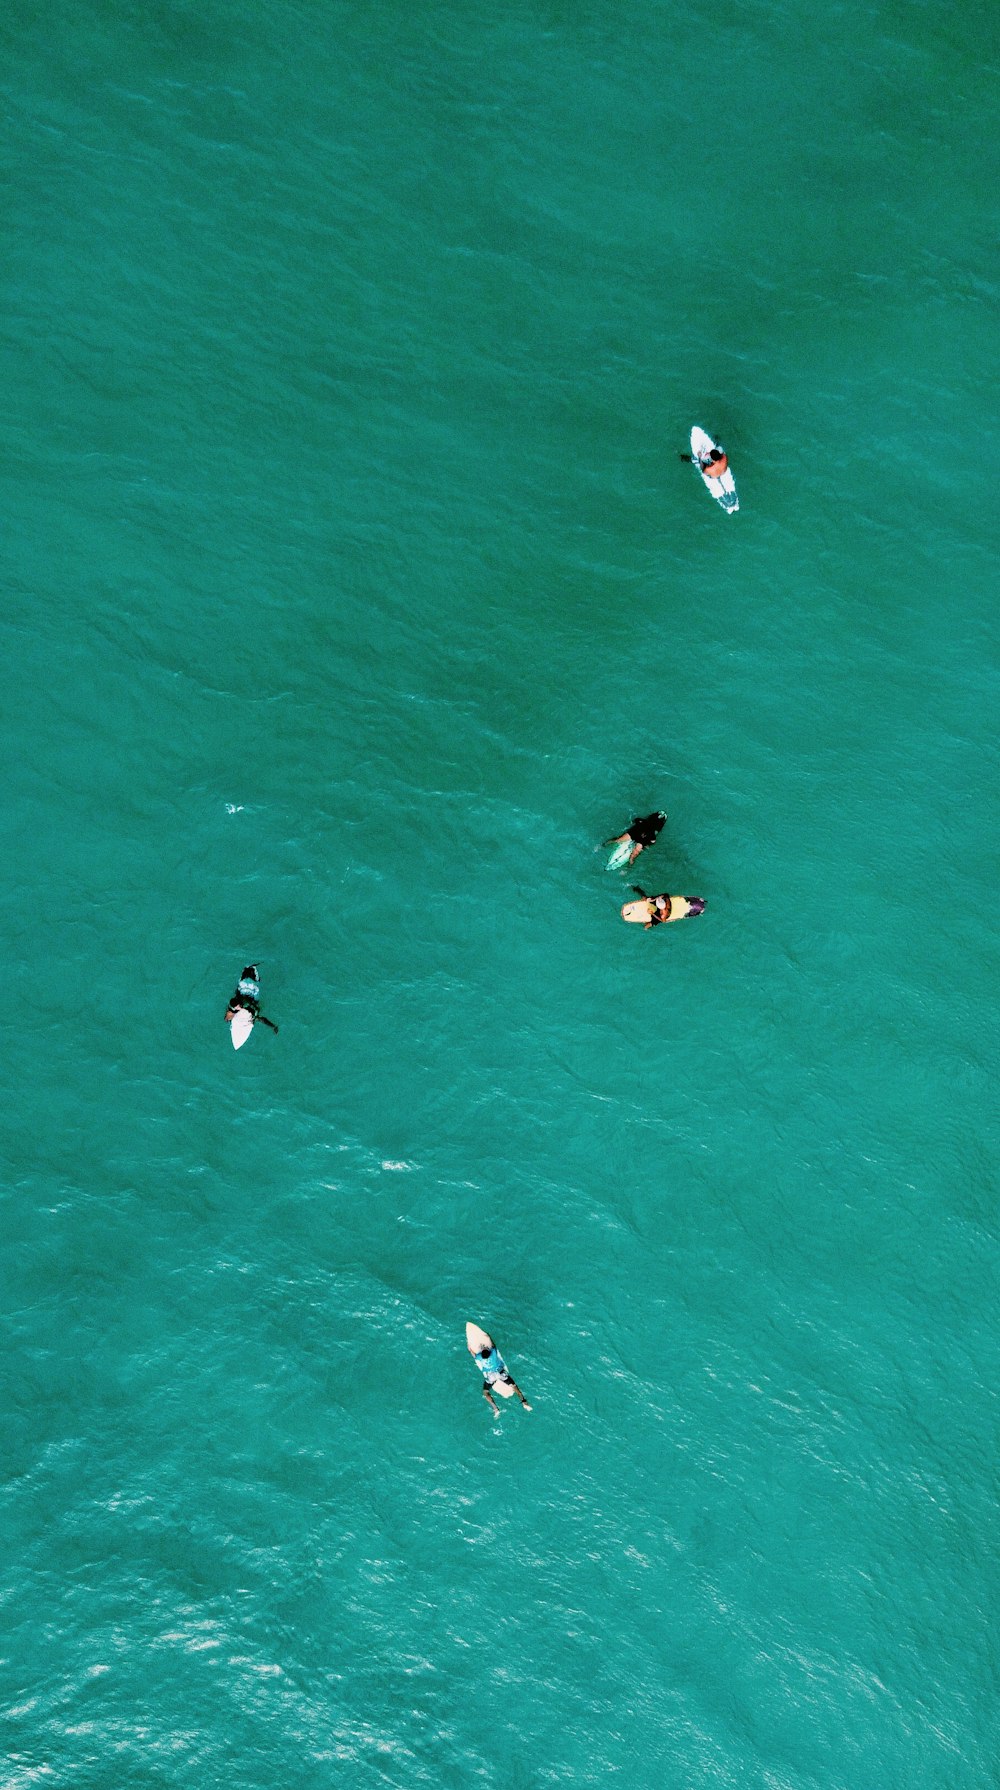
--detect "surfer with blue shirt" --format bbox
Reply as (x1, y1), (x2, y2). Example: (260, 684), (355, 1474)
(473, 1338), (531, 1418)
(225, 965), (279, 1036)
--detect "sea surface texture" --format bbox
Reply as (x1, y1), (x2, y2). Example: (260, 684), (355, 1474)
(2, 3), (997, 1788)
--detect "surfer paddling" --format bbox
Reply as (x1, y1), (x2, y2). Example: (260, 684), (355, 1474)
(466, 1323), (531, 1418)
(225, 965), (279, 1036)
(603, 810), (667, 870)
(626, 887), (706, 928)
(684, 427), (739, 512)
(680, 444), (728, 478)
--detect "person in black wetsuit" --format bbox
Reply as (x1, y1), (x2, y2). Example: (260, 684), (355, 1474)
(602, 810), (667, 868)
(225, 965), (279, 1036)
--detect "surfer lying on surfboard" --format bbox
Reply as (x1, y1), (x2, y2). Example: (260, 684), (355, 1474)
(602, 810), (666, 870)
(625, 888), (706, 928)
(680, 445), (728, 478)
(466, 1323), (532, 1417)
(683, 427), (738, 512)
(225, 965), (279, 1036)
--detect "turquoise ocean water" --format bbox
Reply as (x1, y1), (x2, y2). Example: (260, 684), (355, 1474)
(2, 3), (998, 1786)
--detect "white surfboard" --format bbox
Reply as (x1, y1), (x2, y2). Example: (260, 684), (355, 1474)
(690, 425), (738, 513)
(230, 1008), (254, 1050)
(466, 1322), (516, 1395)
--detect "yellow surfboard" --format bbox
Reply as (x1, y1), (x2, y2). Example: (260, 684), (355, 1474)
(621, 899), (656, 924)
(621, 896), (702, 925)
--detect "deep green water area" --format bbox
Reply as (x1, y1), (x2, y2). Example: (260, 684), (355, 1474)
(2, 3), (998, 1787)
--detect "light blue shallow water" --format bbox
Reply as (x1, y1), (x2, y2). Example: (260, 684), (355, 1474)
(1, 4), (998, 1788)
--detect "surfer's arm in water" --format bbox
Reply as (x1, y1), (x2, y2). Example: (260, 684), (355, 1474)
(257, 1014), (279, 1034)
